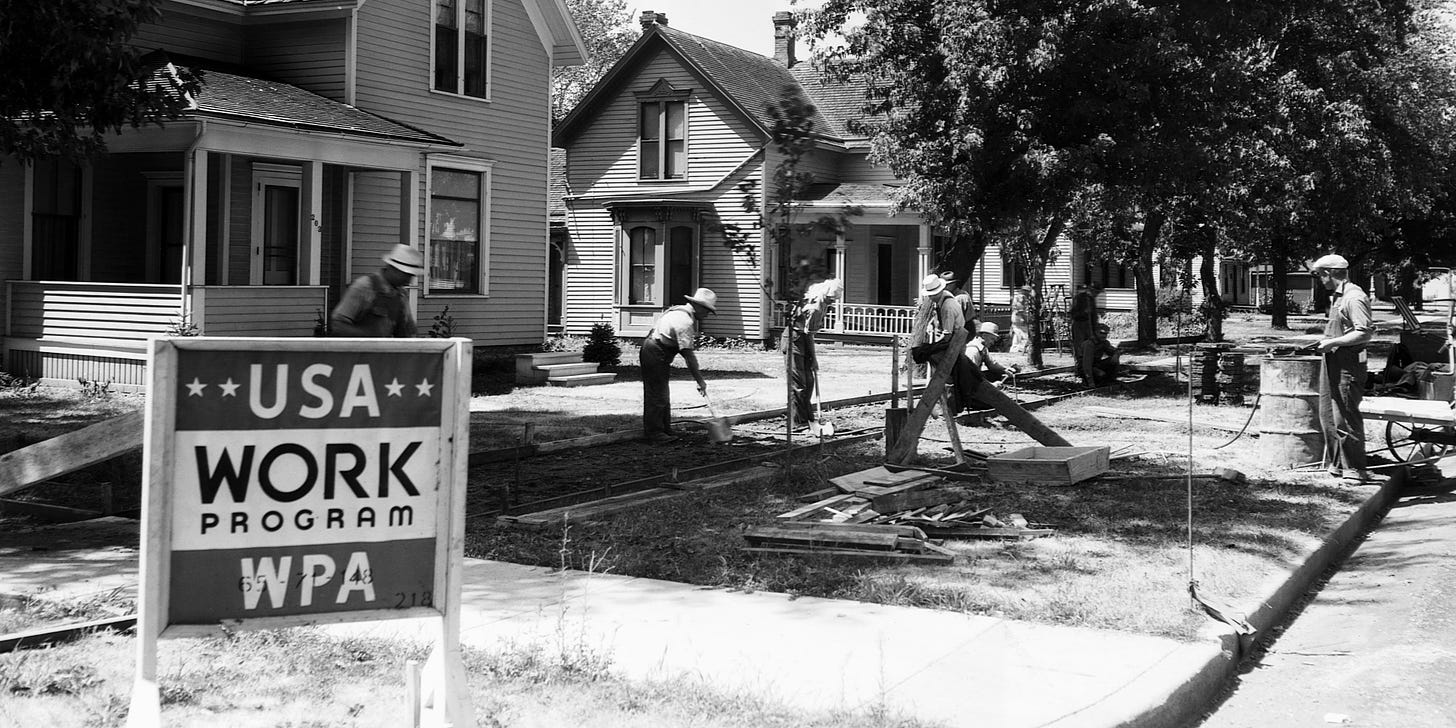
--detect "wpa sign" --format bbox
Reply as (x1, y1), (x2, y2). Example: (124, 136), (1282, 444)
(129, 337), (475, 726)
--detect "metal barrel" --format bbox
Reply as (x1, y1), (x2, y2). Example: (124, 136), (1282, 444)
(1259, 356), (1325, 468)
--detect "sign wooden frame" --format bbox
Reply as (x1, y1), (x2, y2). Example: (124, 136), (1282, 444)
(127, 337), (474, 727)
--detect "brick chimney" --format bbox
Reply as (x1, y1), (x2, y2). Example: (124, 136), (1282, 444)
(640, 11), (667, 31)
(773, 11), (796, 67)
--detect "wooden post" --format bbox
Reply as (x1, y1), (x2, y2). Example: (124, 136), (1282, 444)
(785, 322), (795, 445)
(887, 328), (969, 464)
(939, 390), (966, 465)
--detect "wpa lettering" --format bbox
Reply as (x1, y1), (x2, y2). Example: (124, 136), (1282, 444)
(238, 551), (375, 610)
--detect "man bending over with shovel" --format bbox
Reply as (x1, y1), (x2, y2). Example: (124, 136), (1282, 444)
(639, 288), (716, 443)
(788, 278), (843, 431)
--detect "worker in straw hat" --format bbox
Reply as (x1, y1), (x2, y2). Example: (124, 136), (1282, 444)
(639, 287), (716, 443)
(1311, 253), (1372, 484)
(329, 243), (423, 337)
(961, 321), (1020, 410)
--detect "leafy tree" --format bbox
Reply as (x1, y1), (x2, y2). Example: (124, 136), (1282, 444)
(0, 0), (200, 165)
(551, 0), (638, 122)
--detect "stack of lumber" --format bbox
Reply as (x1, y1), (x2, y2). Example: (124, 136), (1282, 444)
(743, 466), (1055, 562)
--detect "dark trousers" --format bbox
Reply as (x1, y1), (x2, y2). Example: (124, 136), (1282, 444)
(789, 331), (817, 424)
(1319, 348), (1367, 473)
(640, 337), (677, 436)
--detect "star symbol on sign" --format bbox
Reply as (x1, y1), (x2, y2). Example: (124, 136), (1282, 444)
(219, 378), (240, 397)
(385, 378), (405, 397)
(185, 378), (207, 397)
(415, 378), (434, 397)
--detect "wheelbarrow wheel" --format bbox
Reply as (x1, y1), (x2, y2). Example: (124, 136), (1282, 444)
(1384, 420), (1451, 463)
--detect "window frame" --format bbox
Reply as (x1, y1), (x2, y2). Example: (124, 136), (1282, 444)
(1084, 257), (1135, 290)
(425, 156), (493, 296)
(613, 210), (701, 308)
(635, 81), (691, 182)
(431, 0), (491, 102)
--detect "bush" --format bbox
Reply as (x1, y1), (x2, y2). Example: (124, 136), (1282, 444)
(1154, 287), (1192, 319)
(1255, 291), (1305, 316)
(582, 322), (622, 369)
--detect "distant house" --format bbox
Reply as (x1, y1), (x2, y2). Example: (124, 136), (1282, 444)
(552, 10), (1251, 340)
(0, 0), (585, 389)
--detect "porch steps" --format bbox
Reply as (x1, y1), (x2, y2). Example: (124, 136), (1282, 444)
(546, 372), (618, 387)
(515, 351), (616, 387)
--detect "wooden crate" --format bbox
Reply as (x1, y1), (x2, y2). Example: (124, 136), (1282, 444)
(986, 446), (1110, 486)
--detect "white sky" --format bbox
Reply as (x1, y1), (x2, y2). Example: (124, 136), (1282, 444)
(625, 1), (823, 58)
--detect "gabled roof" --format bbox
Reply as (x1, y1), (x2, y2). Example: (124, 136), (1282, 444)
(145, 54), (459, 146)
(555, 23), (862, 145)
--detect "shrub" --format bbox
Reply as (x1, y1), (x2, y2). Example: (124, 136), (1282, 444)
(1154, 287), (1192, 319)
(582, 322), (622, 369)
(1256, 291), (1305, 316)
(427, 305), (456, 338)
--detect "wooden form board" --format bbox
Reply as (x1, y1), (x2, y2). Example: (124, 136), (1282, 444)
(0, 411), (143, 499)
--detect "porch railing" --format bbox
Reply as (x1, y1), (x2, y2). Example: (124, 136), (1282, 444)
(770, 300), (1014, 337)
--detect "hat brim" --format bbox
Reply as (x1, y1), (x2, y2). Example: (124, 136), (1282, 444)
(922, 282), (946, 296)
(685, 297), (716, 313)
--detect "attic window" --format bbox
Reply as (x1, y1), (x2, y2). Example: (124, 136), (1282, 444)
(434, 0), (489, 99)
(636, 81), (691, 181)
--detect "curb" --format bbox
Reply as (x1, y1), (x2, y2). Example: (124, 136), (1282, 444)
(1122, 466), (1408, 728)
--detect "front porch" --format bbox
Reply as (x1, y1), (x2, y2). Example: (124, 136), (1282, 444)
(2, 281), (328, 390)
(768, 300), (1014, 339)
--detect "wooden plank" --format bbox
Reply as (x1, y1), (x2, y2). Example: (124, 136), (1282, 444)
(828, 465), (931, 491)
(776, 493), (862, 521)
(774, 521), (930, 540)
(0, 614), (139, 654)
(888, 328), (970, 464)
(744, 525), (901, 550)
(967, 380), (1072, 447)
(0, 412), (144, 498)
(871, 487), (960, 514)
(0, 498), (102, 523)
(1085, 406), (1246, 433)
(740, 546), (954, 564)
(796, 487), (841, 503)
(920, 526), (1055, 539)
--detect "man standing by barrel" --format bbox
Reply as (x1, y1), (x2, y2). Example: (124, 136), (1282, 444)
(1312, 254), (1372, 483)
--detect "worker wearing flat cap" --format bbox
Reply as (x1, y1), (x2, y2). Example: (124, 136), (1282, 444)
(962, 321), (1020, 410)
(1311, 254), (1373, 483)
(329, 243), (422, 337)
(639, 288), (716, 443)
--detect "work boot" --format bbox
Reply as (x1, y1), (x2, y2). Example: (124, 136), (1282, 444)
(1340, 469), (1371, 484)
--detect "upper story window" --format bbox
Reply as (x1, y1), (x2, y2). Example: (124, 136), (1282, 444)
(434, 0), (489, 99)
(636, 80), (690, 181)
(1085, 257), (1135, 289)
(427, 159), (492, 295)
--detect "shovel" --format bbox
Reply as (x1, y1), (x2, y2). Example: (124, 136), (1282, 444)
(700, 392), (733, 444)
(807, 368), (836, 437)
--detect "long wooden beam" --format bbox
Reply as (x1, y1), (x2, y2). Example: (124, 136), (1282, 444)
(0, 412), (143, 499)
(887, 329), (969, 464)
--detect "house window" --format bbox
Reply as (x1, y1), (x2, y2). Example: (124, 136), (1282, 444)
(628, 226), (657, 304)
(434, 0), (489, 99)
(428, 161), (490, 294)
(31, 158), (83, 281)
(639, 100), (686, 180)
(1085, 258), (1135, 289)
(1001, 257), (1027, 288)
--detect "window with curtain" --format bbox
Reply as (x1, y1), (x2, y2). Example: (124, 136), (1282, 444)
(628, 226), (657, 304)
(639, 100), (686, 180)
(429, 168), (482, 293)
(434, 0), (488, 98)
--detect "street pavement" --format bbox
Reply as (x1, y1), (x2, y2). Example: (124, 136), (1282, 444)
(1195, 462), (1456, 728)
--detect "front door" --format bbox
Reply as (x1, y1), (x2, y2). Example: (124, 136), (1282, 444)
(251, 166), (301, 285)
(618, 214), (699, 334)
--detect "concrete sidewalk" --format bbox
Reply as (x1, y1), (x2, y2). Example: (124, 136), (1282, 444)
(0, 469), (1405, 727)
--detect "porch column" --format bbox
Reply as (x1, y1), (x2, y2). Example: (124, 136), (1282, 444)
(833, 232), (847, 333)
(399, 169), (420, 320)
(184, 146), (210, 317)
(300, 161), (323, 285)
(916, 223), (932, 286)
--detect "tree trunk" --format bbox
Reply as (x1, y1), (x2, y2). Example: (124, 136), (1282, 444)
(1199, 239), (1220, 342)
(1134, 210), (1166, 346)
(1025, 215), (1067, 369)
(1271, 251), (1289, 329)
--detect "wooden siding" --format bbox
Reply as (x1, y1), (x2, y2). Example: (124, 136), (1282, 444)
(132, 5), (244, 62)
(0, 164), (24, 328)
(245, 19), (348, 102)
(348, 171), (404, 282)
(5, 348), (148, 391)
(839, 152), (899, 184)
(354, 0), (554, 347)
(6, 282), (181, 347)
(194, 285), (327, 336)
(225, 157), (252, 285)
